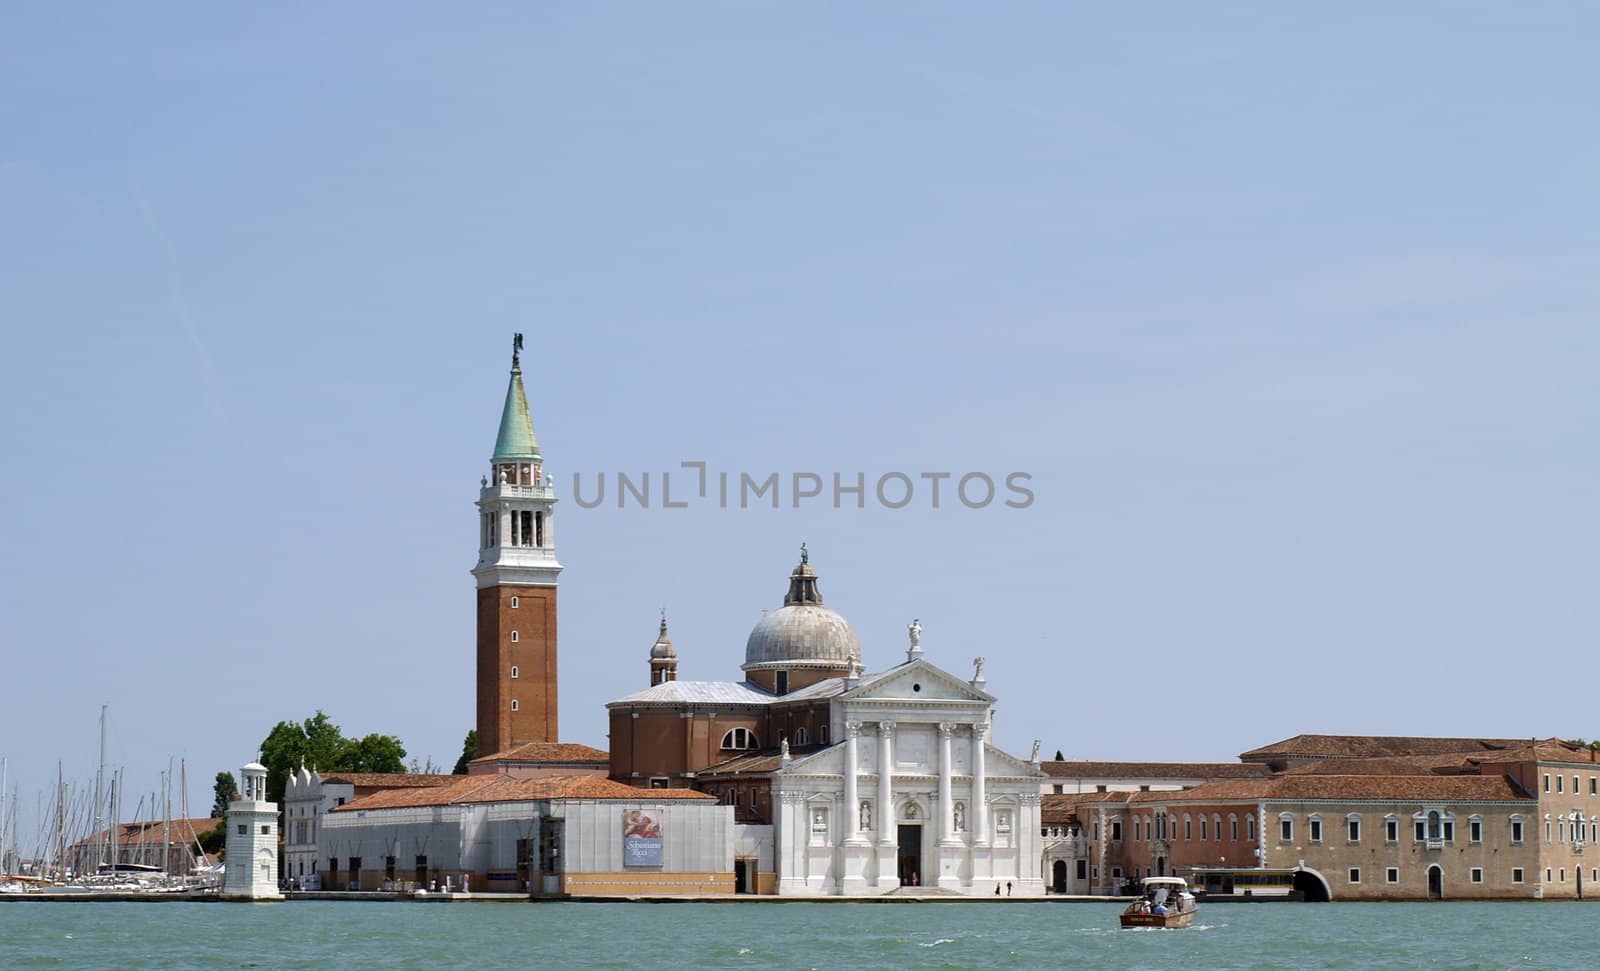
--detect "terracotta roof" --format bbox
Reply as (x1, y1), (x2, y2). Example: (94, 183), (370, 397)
(1159, 775), (1531, 804)
(320, 773), (458, 789)
(698, 746), (829, 778)
(1042, 760), (1273, 780)
(1465, 739), (1598, 767)
(1282, 754), (1478, 777)
(332, 773), (715, 811)
(470, 741), (610, 765)
(1239, 735), (1527, 761)
(1041, 795), (1079, 826)
(72, 818), (220, 849)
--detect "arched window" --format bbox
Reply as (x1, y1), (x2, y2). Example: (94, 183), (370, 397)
(794, 728), (808, 746)
(720, 727), (759, 751)
(1247, 814), (1256, 840)
(510, 700), (519, 711)
(1183, 814), (1192, 840)
(510, 630), (519, 643)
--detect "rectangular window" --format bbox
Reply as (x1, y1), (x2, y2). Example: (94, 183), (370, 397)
(1309, 818), (1322, 843)
(1280, 818), (1293, 842)
(1348, 818), (1361, 842)
(1544, 774), (1551, 792)
(1386, 867), (1400, 884)
(384, 856), (396, 881)
(1112, 821), (1123, 841)
(237, 824), (246, 836)
(1442, 821), (1454, 842)
(1470, 868), (1483, 884)
(1469, 819), (1482, 843)
(1385, 818), (1398, 843)
(1512, 819), (1524, 843)
(1348, 867), (1360, 884)
(1112, 867), (1122, 879)
(1592, 777), (1597, 795)
(1512, 868), (1524, 884)
(649, 777), (669, 789)
(1053, 784), (1064, 794)
(261, 824), (271, 836)
(1415, 820), (1427, 842)
(1561, 868), (1566, 882)
(1558, 775), (1564, 794)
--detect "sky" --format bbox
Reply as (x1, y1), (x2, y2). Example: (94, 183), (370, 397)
(2, 2), (1598, 849)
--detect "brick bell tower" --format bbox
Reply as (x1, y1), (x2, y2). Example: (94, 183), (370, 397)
(472, 333), (561, 756)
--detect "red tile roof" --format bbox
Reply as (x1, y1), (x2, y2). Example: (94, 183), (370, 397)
(321, 773), (458, 789)
(1041, 795), (1079, 826)
(469, 742), (610, 765)
(1282, 754), (1478, 776)
(332, 773), (715, 811)
(1043, 761), (1273, 780)
(1239, 735), (1527, 761)
(72, 818), (220, 849)
(1163, 775), (1530, 804)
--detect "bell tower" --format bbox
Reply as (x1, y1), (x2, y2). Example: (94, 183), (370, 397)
(472, 334), (561, 756)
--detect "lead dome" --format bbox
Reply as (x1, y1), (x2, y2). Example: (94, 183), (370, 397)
(742, 550), (860, 673)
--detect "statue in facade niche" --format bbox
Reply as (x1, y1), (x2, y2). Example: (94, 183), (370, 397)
(954, 802), (966, 832)
(860, 801), (872, 831)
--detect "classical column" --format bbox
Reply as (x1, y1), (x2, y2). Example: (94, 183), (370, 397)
(971, 722), (988, 845)
(938, 723), (956, 844)
(843, 722), (863, 843)
(877, 721), (895, 844)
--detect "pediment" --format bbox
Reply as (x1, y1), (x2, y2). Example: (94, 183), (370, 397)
(779, 744), (845, 776)
(845, 659), (994, 705)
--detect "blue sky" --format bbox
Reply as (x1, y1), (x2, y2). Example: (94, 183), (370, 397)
(2, 3), (1597, 839)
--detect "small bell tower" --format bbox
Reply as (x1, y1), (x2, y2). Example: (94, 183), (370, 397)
(649, 612), (678, 686)
(472, 334), (562, 757)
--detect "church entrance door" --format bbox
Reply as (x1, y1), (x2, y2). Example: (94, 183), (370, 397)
(897, 825), (923, 887)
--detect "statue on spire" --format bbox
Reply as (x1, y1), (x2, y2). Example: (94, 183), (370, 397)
(512, 332), (524, 369)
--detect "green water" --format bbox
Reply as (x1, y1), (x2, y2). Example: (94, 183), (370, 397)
(0, 900), (1590, 969)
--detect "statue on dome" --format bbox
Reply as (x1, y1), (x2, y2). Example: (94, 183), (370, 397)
(800, 542), (809, 565)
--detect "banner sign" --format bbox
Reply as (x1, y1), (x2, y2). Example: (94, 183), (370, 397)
(623, 809), (664, 867)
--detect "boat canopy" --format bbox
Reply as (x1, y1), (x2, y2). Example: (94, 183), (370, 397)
(1141, 876), (1189, 887)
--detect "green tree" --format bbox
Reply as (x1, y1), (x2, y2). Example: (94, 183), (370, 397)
(345, 733), (407, 774)
(211, 770), (238, 817)
(1054, 750), (1065, 762)
(198, 819), (226, 857)
(257, 711), (408, 804)
(453, 729), (478, 775)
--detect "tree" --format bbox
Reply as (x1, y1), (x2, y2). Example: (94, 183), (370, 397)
(198, 819), (226, 857)
(256, 711), (408, 804)
(453, 729), (478, 775)
(345, 733), (407, 774)
(1054, 750), (1065, 762)
(211, 771), (238, 817)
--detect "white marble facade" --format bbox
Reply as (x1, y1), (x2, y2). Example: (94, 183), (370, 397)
(771, 658), (1045, 896)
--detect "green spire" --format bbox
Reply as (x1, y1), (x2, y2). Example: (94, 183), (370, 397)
(492, 334), (540, 460)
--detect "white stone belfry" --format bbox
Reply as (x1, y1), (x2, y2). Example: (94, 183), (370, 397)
(222, 762), (283, 900)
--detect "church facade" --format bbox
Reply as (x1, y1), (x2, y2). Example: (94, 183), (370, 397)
(607, 553), (1047, 896)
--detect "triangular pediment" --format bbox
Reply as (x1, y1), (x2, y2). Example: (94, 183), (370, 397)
(779, 744), (845, 776)
(845, 658), (994, 705)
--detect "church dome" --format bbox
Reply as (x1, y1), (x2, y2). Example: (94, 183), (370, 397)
(743, 549), (860, 672)
(649, 617), (677, 660)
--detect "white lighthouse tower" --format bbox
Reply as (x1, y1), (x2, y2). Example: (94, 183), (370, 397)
(222, 762), (283, 900)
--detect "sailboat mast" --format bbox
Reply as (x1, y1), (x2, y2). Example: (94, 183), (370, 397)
(94, 704), (107, 870)
(163, 760), (172, 881)
(109, 769), (119, 873)
(57, 763), (66, 882)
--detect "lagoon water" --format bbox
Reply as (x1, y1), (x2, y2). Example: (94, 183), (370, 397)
(0, 900), (1589, 970)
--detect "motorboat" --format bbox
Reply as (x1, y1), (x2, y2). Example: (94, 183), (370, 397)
(1120, 876), (1198, 928)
